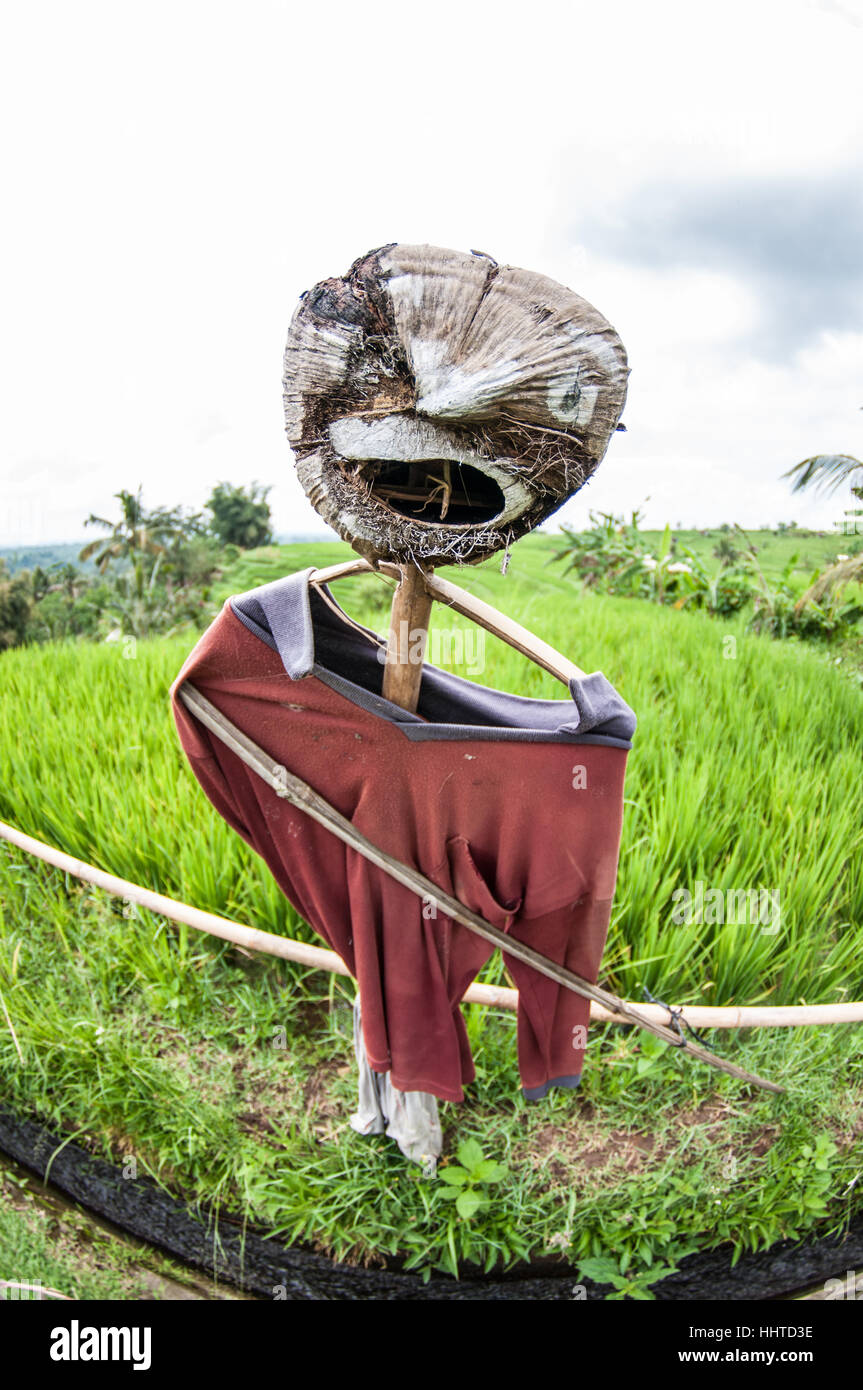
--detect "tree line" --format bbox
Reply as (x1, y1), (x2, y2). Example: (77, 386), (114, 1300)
(0, 481), (273, 651)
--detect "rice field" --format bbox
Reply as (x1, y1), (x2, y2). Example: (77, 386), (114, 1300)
(2, 535), (861, 1006)
(1, 535), (862, 1284)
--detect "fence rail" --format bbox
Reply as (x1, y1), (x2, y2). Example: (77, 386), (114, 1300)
(2, 818), (862, 1028)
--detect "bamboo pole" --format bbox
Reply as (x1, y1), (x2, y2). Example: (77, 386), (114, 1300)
(0, 819), (348, 973)
(2, 817), (862, 1029)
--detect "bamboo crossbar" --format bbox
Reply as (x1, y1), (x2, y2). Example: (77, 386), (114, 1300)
(308, 558), (588, 682)
(2, 818), (861, 1034)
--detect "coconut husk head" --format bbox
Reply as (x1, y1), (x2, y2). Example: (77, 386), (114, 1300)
(283, 243), (629, 567)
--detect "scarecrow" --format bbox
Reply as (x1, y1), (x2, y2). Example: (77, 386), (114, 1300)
(170, 244), (780, 1171)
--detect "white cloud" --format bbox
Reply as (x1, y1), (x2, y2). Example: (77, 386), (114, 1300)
(0, 0), (861, 545)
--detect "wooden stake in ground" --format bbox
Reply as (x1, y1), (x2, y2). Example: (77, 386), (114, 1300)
(381, 564), (433, 713)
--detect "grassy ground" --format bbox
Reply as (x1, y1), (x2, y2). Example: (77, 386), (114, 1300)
(1, 535), (862, 1292)
(0, 1156), (246, 1300)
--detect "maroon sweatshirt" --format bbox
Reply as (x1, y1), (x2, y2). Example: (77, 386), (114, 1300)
(169, 569), (635, 1103)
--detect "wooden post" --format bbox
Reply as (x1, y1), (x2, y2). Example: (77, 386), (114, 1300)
(381, 564), (433, 713)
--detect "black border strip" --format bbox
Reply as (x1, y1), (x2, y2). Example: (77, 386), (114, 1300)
(1, 1106), (861, 1301)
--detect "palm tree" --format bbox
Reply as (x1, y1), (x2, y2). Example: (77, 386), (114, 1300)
(46, 561), (90, 601)
(782, 431), (863, 610)
(78, 486), (167, 577)
(712, 536), (740, 568)
(78, 486), (208, 601)
(783, 453), (863, 498)
(783, 406), (863, 509)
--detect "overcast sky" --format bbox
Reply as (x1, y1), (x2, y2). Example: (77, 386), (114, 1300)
(1, 0), (862, 548)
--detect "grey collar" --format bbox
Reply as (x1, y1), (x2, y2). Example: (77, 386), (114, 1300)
(228, 567), (636, 747)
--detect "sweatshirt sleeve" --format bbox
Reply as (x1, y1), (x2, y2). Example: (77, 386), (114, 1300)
(170, 675), (260, 852)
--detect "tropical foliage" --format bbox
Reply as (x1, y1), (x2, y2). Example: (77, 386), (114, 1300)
(550, 510), (863, 643)
(783, 452), (863, 499)
(781, 442), (863, 623)
(205, 480), (274, 549)
(0, 482), (274, 650)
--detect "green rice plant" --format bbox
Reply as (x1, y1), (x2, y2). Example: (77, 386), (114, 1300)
(1, 535), (862, 1281)
(2, 535), (862, 1008)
